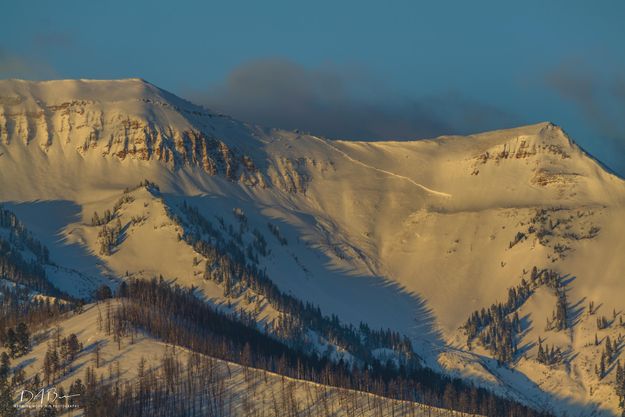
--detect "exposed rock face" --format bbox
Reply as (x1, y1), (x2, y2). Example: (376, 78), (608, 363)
(4, 79), (625, 417)
(0, 79), (263, 186)
(472, 124), (572, 168)
(267, 157), (311, 193)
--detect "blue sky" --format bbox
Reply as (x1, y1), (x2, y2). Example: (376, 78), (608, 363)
(2, 1), (624, 174)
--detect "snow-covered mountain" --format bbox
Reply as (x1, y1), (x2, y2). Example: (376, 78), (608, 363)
(2, 78), (625, 416)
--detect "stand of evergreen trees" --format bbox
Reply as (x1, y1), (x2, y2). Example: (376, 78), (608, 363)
(595, 335), (621, 380)
(0, 191), (560, 416)
(0, 285), (77, 357)
(59, 349), (483, 417)
(0, 283), (82, 417)
(97, 219), (124, 256)
(172, 201), (415, 364)
(0, 206), (60, 295)
(0, 206), (49, 264)
(0, 238), (53, 294)
(91, 193), (137, 256)
(536, 339), (562, 366)
(464, 268), (568, 365)
(100, 277), (553, 417)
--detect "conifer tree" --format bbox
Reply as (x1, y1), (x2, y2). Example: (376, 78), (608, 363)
(606, 336), (614, 362)
(15, 322), (30, 355)
(95, 285), (113, 301)
(616, 360), (624, 401)
(67, 333), (82, 361)
(69, 378), (86, 408)
(93, 343), (101, 368)
(550, 291), (568, 331)
(537, 340), (546, 364)
(4, 328), (18, 358)
(43, 348), (53, 385)
(0, 353), (9, 384)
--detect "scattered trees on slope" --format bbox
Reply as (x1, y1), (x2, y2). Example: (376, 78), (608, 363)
(0, 206), (49, 264)
(2, 322), (30, 358)
(0, 206), (61, 295)
(97, 219), (123, 256)
(90, 192), (138, 256)
(536, 339), (562, 366)
(99, 277), (553, 417)
(464, 268), (568, 365)
(174, 201), (416, 365)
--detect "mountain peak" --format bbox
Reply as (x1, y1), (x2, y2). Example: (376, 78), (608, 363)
(0, 78), (179, 108)
(0, 79), (617, 200)
(3, 78), (625, 417)
(537, 121), (574, 144)
(465, 121), (571, 144)
(0, 78), (266, 186)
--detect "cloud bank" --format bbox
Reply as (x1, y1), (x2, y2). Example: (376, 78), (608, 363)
(0, 48), (55, 80)
(192, 58), (516, 141)
(545, 63), (625, 173)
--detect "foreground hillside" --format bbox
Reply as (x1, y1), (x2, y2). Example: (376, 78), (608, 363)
(1, 78), (624, 416)
(5, 301), (478, 417)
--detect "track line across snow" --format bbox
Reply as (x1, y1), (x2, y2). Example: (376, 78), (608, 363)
(311, 136), (452, 198)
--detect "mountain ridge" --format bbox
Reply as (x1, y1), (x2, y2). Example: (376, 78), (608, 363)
(2, 78), (625, 416)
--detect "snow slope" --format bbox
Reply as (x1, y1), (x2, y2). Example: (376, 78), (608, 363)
(1, 78), (625, 416)
(11, 302), (474, 417)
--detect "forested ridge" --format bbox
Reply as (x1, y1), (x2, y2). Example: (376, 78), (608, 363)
(95, 277), (553, 417)
(0, 206), (61, 296)
(171, 200), (416, 365)
(464, 267), (569, 365)
(0, 195), (556, 416)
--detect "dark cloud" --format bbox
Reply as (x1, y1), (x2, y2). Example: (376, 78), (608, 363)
(0, 49), (32, 78)
(32, 31), (74, 49)
(545, 63), (625, 172)
(0, 48), (55, 79)
(191, 58), (516, 141)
